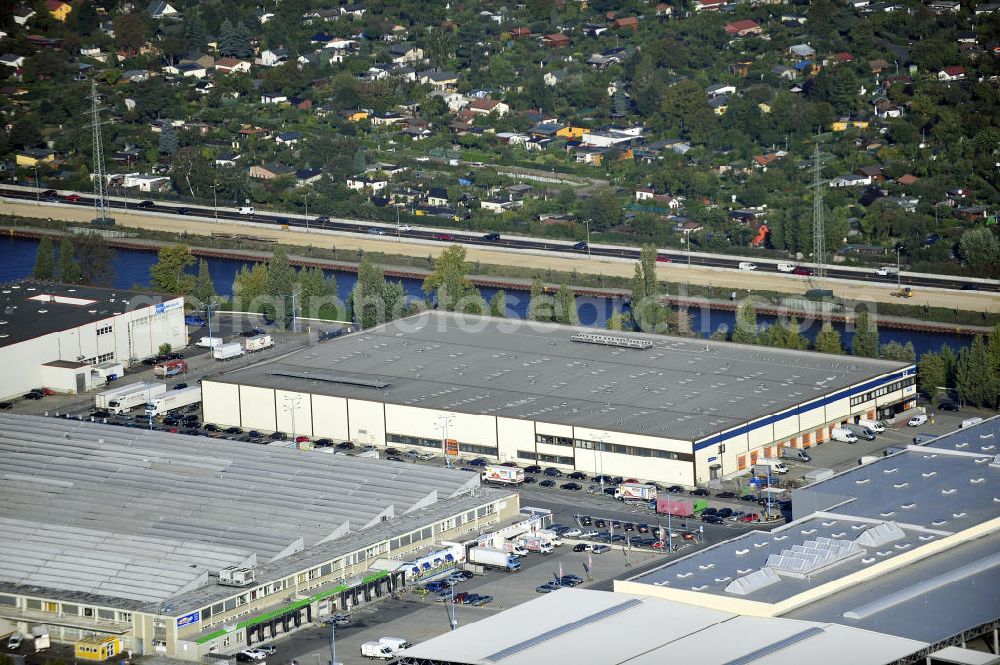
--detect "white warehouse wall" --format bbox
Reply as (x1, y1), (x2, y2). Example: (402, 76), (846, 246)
(202, 381), (240, 425)
(275, 389), (313, 437)
(347, 399), (386, 447)
(311, 395), (349, 440)
(239, 385), (277, 432)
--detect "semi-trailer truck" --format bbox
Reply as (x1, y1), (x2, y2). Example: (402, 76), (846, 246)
(656, 497), (695, 517)
(468, 547), (521, 571)
(95, 382), (167, 414)
(614, 483), (657, 504)
(213, 342), (245, 360)
(244, 334), (274, 353)
(481, 465), (525, 486)
(145, 386), (202, 416)
(153, 359), (188, 377)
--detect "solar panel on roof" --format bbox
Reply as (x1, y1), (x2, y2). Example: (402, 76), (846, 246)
(722, 626), (826, 665)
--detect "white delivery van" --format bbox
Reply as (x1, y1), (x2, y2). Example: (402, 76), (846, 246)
(738, 262), (757, 271)
(961, 417), (984, 429)
(753, 459), (789, 475)
(379, 637), (412, 653)
(238, 206), (255, 215)
(858, 418), (885, 433)
(830, 427), (858, 443)
(777, 263), (795, 273)
(780, 447), (811, 462)
(360, 642), (393, 659)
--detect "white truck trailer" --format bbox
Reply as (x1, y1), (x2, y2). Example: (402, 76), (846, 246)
(614, 483), (657, 504)
(145, 386), (202, 416)
(481, 465), (525, 486)
(213, 342), (245, 360)
(468, 547), (522, 571)
(244, 334), (274, 353)
(95, 382), (166, 414)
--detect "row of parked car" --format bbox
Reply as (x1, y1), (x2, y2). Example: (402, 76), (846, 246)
(420, 570), (494, 606)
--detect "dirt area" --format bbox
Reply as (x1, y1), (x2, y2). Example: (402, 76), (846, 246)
(4, 200), (998, 313)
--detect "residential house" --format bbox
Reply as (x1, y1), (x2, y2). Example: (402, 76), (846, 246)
(481, 198), (520, 214)
(612, 16), (640, 30)
(705, 83), (736, 98)
(177, 63), (207, 79)
(13, 7), (35, 25)
(975, 3), (999, 13)
(370, 112), (406, 127)
(557, 126), (588, 140)
(587, 53), (621, 69)
(340, 3), (366, 18)
(260, 92), (288, 104)
(342, 110), (369, 123)
(581, 131), (633, 148)
(956, 30), (978, 44)
(367, 163), (407, 177)
(237, 126), (272, 142)
(694, 0), (726, 10)
(112, 147), (143, 165)
(121, 70), (151, 83)
(275, 131), (302, 147)
(881, 196), (920, 212)
(427, 188), (449, 207)
(725, 19), (762, 36)
(831, 52), (854, 64)
(829, 174), (872, 187)
(530, 122), (565, 138)
(214, 58), (252, 74)
(507, 184), (535, 200)
(868, 58), (890, 74)
(468, 98), (510, 116)
(0, 54), (25, 69)
(831, 117), (869, 131)
(147, 1), (178, 18)
(543, 69), (568, 86)
(79, 46), (109, 63)
(897, 174), (919, 186)
(295, 169), (323, 187)
(430, 90), (469, 112)
(753, 152), (784, 168)
(709, 95), (730, 115)
(16, 149), (55, 167)
(388, 43), (423, 64)
(214, 152), (241, 167)
(655, 2), (673, 16)
(857, 166), (885, 182)
(259, 48), (289, 67)
(771, 65), (795, 80)
(955, 206), (987, 221)
(123, 174), (171, 192)
(789, 43), (816, 59)
(510, 27), (532, 39)
(927, 0), (961, 13)
(543, 33), (570, 48)
(938, 66), (966, 81)
(346, 175), (388, 192)
(402, 126), (432, 140)
(250, 163), (294, 180)
(874, 98), (903, 118)
(419, 70), (459, 90)
(45, 0), (72, 22)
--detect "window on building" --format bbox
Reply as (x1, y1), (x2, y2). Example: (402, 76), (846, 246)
(575, 439), (692, 462)
(97, 352), (115, 363)
(535, 434), (573, 447)
(98, 609), (114, 620)
(26, 599), (41, 610)
(96, 325), (112, 335)
(0, 595), (17, 607)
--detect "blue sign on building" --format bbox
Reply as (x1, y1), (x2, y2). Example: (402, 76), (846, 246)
(176, 611), (200, 628)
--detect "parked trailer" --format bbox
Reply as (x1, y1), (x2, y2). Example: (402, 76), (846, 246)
(244, 334), (274, 353)
(145, 386), (202, 416)
(614, 483), (657, 504)
(153, 359), (188, 377)
(481, 465), (525, 486)
(213, 342), (245, 360)
(95, 382), (166, 414)
(468, 547), (521, 571)
(656, 497), (695, 517)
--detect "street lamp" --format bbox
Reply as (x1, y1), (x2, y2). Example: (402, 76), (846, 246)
(585, 218), (592, 258)
(33, 167), (39, 204)
(895, 246), (902, 289)
(593, 434), (609, 495)
(683, 228), (692, 267)
(283, 395), (303, 448)
(303, 192), (310, 232)
(211, 183), (218, 222)
(435, 413), (456, 468)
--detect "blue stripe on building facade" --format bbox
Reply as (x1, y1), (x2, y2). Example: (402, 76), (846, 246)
(693, 366), (916, 451)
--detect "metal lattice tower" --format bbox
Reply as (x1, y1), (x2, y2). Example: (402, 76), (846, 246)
(87, 80), (111, 223)
(812, 143), (826, 279)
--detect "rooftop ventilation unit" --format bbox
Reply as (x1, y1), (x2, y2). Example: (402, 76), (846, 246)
(725, 567), (780, 596)
(571, 332), (653, 350)
(218, 566), (255, 587)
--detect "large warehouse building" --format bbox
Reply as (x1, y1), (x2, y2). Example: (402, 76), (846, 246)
(202, 311), (916, 485)
(0, 414), (519, 661)
(0, 281), (187, 400)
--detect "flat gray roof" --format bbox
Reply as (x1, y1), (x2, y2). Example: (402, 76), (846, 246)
(213, 311), (908, 442)
(923, 415), (1000, 453)
(398, 588), (927, 665)
(0, 414), (498, 611)
(0, 280), (175, 348)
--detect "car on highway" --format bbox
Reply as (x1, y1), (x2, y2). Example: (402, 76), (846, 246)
(137, 200), (155, 208)
(560, 482), (582, 491)
(792, 266), (814, 276)
(738, 262), (757, 271)
(572, 241), (588, 251)
(368, 227), (386, 235)
(481, 232), (501, 241)
(539, 479), (556, 487)
(175, 206), (190, 215)
(908, 414), (928, 427)
(656, 255), (672, 263)
(436, 233), (455, 241)
(64, 193), (82, 202)
(315, 215), (331, 224)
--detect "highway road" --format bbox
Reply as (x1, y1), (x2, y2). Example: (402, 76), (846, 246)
(3, 185), (997, 294)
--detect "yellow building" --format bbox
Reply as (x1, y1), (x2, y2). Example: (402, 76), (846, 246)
(831, 119), (870, 132)
(16, 149), (55, 167)
(345, 110), (369, 122)
(556, 126), (588, 139)
(75, 635), (121, 661)
(46, 0), (73, 21)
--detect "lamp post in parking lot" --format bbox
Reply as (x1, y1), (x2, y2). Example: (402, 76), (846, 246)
(435, 413), (456, 468)
(283, 395), (302, 448)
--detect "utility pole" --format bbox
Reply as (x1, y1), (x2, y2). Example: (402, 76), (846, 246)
(585, 219), (592, 258)
(812, 143), (826, 279)
(283, 395), (302, 447)
(86, 80), (112, 224)
(435, 413), (456, 467)
(291, 288), (301, 333)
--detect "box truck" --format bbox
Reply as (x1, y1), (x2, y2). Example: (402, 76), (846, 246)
(519, 537), (553, 554)
(379, 637), (411, 654)
(481, 465), (525, 486)
(614, 483), (657, 504)
(244, 334), (274, 353)
(502, 541), (529, 557)
(153, 359), (187, 377)
(96, 382), (166, 414)
(29, 632), (50, 653)
(213, 342), (245, 360)
(830, 427), (858, 443)
(145, 386), (202, 416)
(468, 547), (521, 571)
(534, 529), (563, 546)
(656, 497), (695, 517)
(780, 447), (811, 462)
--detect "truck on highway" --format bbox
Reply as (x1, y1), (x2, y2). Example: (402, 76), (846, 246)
(145, 386), (202, 416)
(655, 497), (695, 517)
(95, 382), (167, 414)
(213, 342), (245, 361)
(153, 359), (187, 378)
(481, 464), (525, 486)
(614, 482), (657, 504)
(244, 334), (274, 353)
(468, 547), (521, 571)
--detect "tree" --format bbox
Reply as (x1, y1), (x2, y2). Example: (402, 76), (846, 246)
(158, 343), (172, 356)
(185, 16), (207, 51)
(851, 310), (879, 357)
(75, 234), (115, 286)
(958, 228), (1000, 279)
(879, 340), (916, 362)
(732, 301), (759, 344)
(422, 245), (482, 312)
(940, 344), (958, 388)
(610, 86), (630, 118)
(488, 290), (506, 317)
(987, 325), (1000, 382)
(218, 19), (251, 57)
(192, 259), (217, 307)
(956, 337), (998, 408)
(528, 277), (553, 322)
(58, 238), (82, 284)
(266, 246), (297, 328)
(299, 266), (338, 319)
(33, 235), (55, 280)
(158, 123), (179, 155)
(917, 351), (946, 399)
(554, 284), (579, 325)
(813, 322), (843, 354)
(606, 312), (627, 331)
(113, 13), (148, 56)
(233, 263), (269, 312)
(150, 245), (196, 294)
(352, 256), (394, 329)
(629, 246), (670, 333)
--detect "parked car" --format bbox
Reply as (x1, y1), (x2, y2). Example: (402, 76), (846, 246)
(248, 430), (263, 438)
(717, 508), (734, 519)
(539, 479), (556, 487)
(522, 476), (536, 484)
(716, 491), (738, 499)
(702, 514), (725, 524)
(524, 464), (542, 473)
(939, 402), (960, 412)
(690, 488), (711, 496)
(573, 543), (592, 552)
(23, 392), (43, 400)
(270, 431), (288, 440)
(563, 528), (582, 537)
(468, 457), (489, 467)
(591, 544), (611, 554)
(295, 435), (310, 443)
(560, 482), (582, 491)
(256, 645), (277, 656)
(314, 438), (335, 448)
(336, 441), (355, 449)
(203, 423), (221, 432)
(470, 594), (493, 606)
(322, 613), (350, 626)
(224, 426), (243, 434)
(543, 467), (563, 477)
(908, 414), (928, 427)
(580, 530), (599, 538)
(665, 485), (685, 493)
(240, 649), (268, 661)
(568, 471), (588, 479)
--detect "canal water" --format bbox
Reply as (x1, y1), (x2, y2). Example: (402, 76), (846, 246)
(0, 237), (973, 357)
